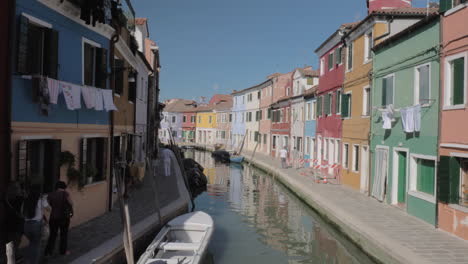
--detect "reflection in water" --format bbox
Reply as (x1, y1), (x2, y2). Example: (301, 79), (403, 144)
(186, 150), (375, 264)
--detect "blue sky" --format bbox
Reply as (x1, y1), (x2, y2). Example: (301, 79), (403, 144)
(132, 0), (432, 101)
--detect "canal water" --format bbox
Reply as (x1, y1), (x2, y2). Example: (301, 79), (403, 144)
(185, 150), (377, 264)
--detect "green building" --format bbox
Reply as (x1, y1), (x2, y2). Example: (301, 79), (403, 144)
(370, 16), (440, 226)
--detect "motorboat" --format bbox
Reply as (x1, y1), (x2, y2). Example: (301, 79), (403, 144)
(229, 155), (244, 163)
(137, 211), (214, 264)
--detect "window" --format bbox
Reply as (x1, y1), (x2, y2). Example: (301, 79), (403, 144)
(343, 144), (349, 169)
(364, 31), (373, 62)
(306, 103), (311, 120)
(336, 46), (342, 65)
(305, 137), (310, 155)
(280, 109), (284, 123)
(272, 136), (277, 149)
(268, 108), (272, 119)
(114, 58), (125, 94)
(84, 40), (108, 89)
(324, 139), (328, 161)
(81, 137), (108, 184)
(16, 15), (59, 79)
(445, 54), (466, 107)
(352, 145), (359, 172)
(191, 116), (196, 123)
(198, 116), (201, 123)
(320, 58), (325, 75)
(461, 160), (468, 206)
(327, 93), (333, 115)
(440, 0), (468, 11)
(382, 75), (394, 107)
(347, 42), (353, 71)
(183, 115), (186, 122)
(128, 71), (137, 103)
(311, 138), (316, 160)
(363, 86), (370, 116)
(172, 116), (176, 123)
(342, 93), (351, 118)
(317, 96), (323, 117)
(311, 101), (316, 120)
(415, 64), (431, 105)
(328, 52), (334, 71)
(229, 114), (232, 122)
(410, 156), (436, 197)
(258, 91), (261, 99)
(335, 140), (341, 164)
(16, 139), (61, 193)
(209, 116), (212, 123)
(297, 137), (303, 152)
(336, 90), (342, 114)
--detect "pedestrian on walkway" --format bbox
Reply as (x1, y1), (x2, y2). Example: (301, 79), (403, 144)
(23, 185), (49, 264)
(5, 182), (25, 263)
(279, 146), (288, 169)
(44, 181), (73, 256)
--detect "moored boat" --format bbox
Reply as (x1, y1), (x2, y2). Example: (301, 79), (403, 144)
(137, 211), (214, 264)
(230, 155), (244, 163)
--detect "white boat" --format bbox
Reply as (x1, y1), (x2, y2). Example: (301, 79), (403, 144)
(137, 211), (214, 264)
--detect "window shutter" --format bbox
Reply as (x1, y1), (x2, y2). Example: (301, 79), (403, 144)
(336, 47), (342, 65)
(17, 15), (30, 74)
(324, 94), (330, 115)
(114, 59), (124, 94)
(439, 0), (452, 12)
(96, 48), (108, 89)
(328, 53), (333, 70)
(438, 156), (451, 203)
(342, 94), (349, 118)
(317, 97), (322, 117)
(80, 138), (88, 186)
(382, 78), (387, 106)
(453, 58), (464, 105)
(336, 91), (341, 113)
(44, 28), (59, 79)
(268, 108), (271, 119)
(449, 157), (460, 204)
(44, 139), (61, 193)
(348, 43), (353, 70)
(17, 140), (30, 183)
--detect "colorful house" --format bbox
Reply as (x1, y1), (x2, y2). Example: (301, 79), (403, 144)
(315, 23), (355, 179)
(271, 72), (293, 158)
(214, 96), (233, 149)
(437, 0), (468, 239)
(160, 99), (196, 143)
(303, 87), (318, 168)
(370, 15), (440, 226)
(259, 78), (275, 155)
(12, 0), (117, 226)
(243, 82), (264, 152)
(341, 2), (434, 191)
(182, 110), (197, 143)
(231, 90), (246, 150)
(195, 106), (216, 145)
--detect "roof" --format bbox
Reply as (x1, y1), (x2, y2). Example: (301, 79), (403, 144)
(297, 67), (319, 77)
(344, 8), (438, 38)
(267, 73), (282, 79)
(164, 99), (198, 112)
(373, 14), (439, 52)
(314, 22), (359, 53)
(304, 86), (318, 99)
(208, 94), (232, 106)
(213, 99), (233, 111)
(232, 79), (273, 95)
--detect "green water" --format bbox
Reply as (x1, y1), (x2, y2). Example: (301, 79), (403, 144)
(186, 150), (376, 264)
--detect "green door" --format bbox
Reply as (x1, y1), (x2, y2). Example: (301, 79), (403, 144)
(398, 152), (407, 203)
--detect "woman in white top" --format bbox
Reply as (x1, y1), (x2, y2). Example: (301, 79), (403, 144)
(23, 185), (49, 264)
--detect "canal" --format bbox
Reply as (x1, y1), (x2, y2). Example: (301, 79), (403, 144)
(185, 150), (377, 264)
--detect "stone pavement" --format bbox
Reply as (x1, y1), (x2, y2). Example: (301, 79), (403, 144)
(42, 171), (161, 264)
(240, 149), (468, 264)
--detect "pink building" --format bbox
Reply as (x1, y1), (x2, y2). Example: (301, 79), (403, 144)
(437, 1), (468, 240)
(259, 79), (274, 154)
(270, 72), (293, 158)
(366, 0), (411, 14)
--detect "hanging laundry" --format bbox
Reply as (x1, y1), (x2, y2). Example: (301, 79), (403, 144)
(414, 105), (421, 132)
(60, 83), (75, 110)
(382, 111), (392, 129)
(81, 86), (96, 109)
(70, 84), (82, 110)
(102, 89), (117, 111)
(47, 78), (61, 104)
(400, 106), (415, 133)
(95, 88), (104, 111)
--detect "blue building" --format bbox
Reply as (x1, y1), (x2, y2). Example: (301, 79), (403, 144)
(12, 0), (120, 226)
(231, 90), (246, 150)
(303, 88), (317, 167)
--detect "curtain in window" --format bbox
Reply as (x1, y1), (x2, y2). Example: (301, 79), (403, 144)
(419, 65), (430, 103)
(372, 148), (388, 201)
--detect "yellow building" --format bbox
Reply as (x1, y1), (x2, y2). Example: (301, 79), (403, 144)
(195, 107), (217, 145)
(341, 8), (430, 191)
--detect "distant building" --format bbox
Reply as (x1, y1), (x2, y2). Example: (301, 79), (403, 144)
(160, 99), (196, 143)
(214, 96), (233, 149)
(303, 87), (318, 167)
(270, 72), (293, 158)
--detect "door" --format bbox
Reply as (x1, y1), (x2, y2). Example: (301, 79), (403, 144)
(360, 146), (369, 193)
(372, 148), (388, 201)
(397, 152), (407, 204)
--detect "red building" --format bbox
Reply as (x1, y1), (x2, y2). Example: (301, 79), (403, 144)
(314, 23), (356, 178)
(367, 0), (411, 14)
(270, 72), (293, 158)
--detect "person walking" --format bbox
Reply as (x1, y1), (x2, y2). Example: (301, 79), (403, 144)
(23, 185), (49, 264)
(44, 181), (73, 256)
(279, 146), (288, 169)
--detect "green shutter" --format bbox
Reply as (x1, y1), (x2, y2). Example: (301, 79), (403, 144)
(328, 53), (333, 70)
(317, 97), (322, 116)
(342, 94), (349, 118)
(382, 78), (387, 106)
(324, 94), (329, 115)
(438, 156), (451, 203)
(449, 157), (461, 204)
(417, 159), (435, 195)
(17, 15), (30, 74)
(439, 0), (453, 12)
(453, 58), (465, 105)
(336, 47), (342, 65)
(336, 90), (341, 113)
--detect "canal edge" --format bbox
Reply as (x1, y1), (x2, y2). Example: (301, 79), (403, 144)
(195, 145), (425, 264)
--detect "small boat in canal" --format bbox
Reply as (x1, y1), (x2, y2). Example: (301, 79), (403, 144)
(137, 211), (214, 264)
(229, 155), (244, 163)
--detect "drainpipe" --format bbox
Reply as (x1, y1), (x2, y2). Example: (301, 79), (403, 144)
(108, 23), (120, 211)
(435, 15), (443, 228)
(368, 70), (373, 197)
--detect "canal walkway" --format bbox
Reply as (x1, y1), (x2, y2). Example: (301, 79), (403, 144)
(238, 149), (468, 264)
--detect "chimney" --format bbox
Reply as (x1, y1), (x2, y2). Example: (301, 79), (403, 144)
(367, 0), (412, 14)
